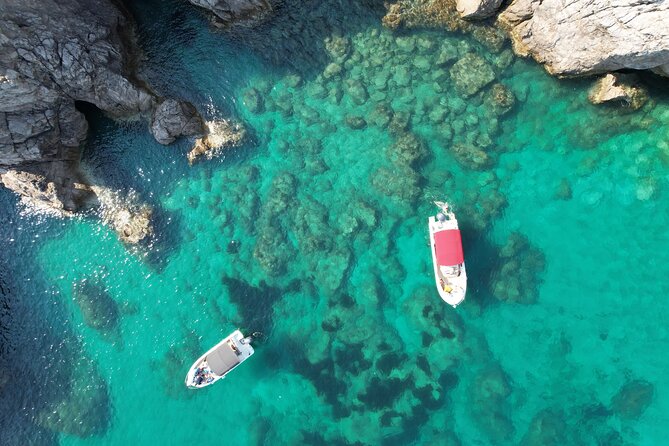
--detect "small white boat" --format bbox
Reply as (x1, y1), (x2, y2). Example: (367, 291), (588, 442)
(185, 329), (254, 389)
(428, 201), (467, 307)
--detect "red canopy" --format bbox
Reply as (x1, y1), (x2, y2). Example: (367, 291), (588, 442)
(434, 229), (464, 266)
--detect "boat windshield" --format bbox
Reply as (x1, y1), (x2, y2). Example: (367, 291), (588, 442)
(440, 264), (461, 277)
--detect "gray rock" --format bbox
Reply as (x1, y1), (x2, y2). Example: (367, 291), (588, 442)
(0, 0), (204, 219)
(499, 0), (669, 76)
(150, 99), (205, 145)
(457, 0), (503, 19)
(188, 0), (272, 25)
(0, 0), (155, 215)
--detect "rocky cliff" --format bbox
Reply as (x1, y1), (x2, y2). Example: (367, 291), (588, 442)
(498, 0), (669, 76)
(188, 0), (272, 26)
(0, 0), (203, 230)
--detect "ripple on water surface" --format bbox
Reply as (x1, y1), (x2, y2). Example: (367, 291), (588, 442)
(2, 0), (669, 444)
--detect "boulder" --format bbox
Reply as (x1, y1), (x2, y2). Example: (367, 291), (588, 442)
(485, 83), (517, 116)
(611, 379), (654, 419)
(188, 119), (246, 164)
(93, 187), (153, 244)
(456, 0), (503, 19)
(450, 53), (496, 96)
(499, 0), (669, 76)
(188, 0), (272, 26)
(451, 143), (491, 169)
(588, 73), (648, 110)
(150, 99), (205, 145)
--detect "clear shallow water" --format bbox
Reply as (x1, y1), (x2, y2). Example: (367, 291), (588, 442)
(2, 0), (669, 444)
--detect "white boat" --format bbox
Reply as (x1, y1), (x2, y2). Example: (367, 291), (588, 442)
(428, 201), (467, 307)
(185, 329), (254, 389)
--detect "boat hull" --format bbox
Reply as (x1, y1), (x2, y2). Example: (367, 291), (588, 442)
(185, 329), (254, 389)
(429, 213), (467, 308)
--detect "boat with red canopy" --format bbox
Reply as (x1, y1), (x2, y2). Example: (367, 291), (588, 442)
(428, 201), (467, 307)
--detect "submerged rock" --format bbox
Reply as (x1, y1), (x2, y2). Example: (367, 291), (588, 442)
(450, 53), (495, 96)
(388, 133), (428, 167)
(188, 119), (246, 165)
(485, 83), (517, 116)
(72, 278), (120, 340)
(151, 330), (201, 399)
(520, 409), (568, 446)
(499, 0), (669, 76)
(611, 379), (654, 419)
(371, 165), (420, 205)
(325, 35), (352, 63)
(345, 79), (369, 105)
(554, 179), (573, 200)
(37, 355), (110, 437)
(242, 87), (264, 113)
(470, 365), (514, 441)
(345, 115), (367, 130)
(451, 143), (491, 169)
(588, 74), (648, 111)
(491, 232), (546, 304)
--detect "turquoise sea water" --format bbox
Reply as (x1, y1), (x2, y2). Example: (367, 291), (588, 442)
(2, 0), (669, 444)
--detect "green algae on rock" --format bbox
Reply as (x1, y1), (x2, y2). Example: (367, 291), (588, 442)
(450, 53), (496, 96)
(491, 232), (546, 304)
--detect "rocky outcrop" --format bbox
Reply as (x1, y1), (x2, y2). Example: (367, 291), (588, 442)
(456, 0), (503, 19)
(498, 0), (669, 76)
(92, 186), (153, 244)
(588, 73), (648, 110)
(0, 0), (157, 214)
(0, 164), (91, 216)
(150, 99), (205, 145)
(0, 0), (205, 231)
(188, 0), (273, 26)
(187, 119), (246, 165)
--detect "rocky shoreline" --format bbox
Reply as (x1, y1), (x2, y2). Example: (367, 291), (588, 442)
(1, 0), (668, 238)
(0, 0), (251, 243)
(383, 0), (669, 78)
(498, 0), (669, 77)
